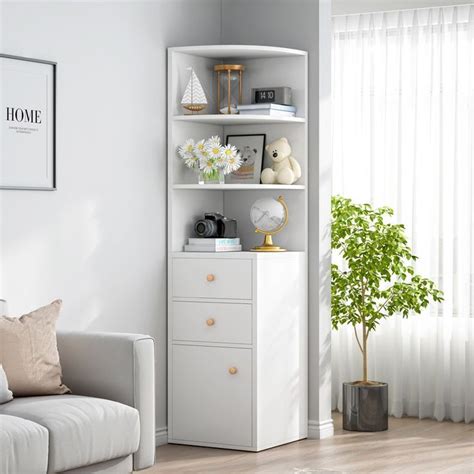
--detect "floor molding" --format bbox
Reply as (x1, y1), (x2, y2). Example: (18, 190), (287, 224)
(308, 418), (334, 439)
(157, 422), (334, 445)
(155, 427), (168, 446)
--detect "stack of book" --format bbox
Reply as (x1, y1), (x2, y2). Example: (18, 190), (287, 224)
(237, 103), (296, 117)
(184, 238), (242, 252)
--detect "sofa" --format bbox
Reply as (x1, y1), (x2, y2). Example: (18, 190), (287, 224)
(0, 332), (155, 474)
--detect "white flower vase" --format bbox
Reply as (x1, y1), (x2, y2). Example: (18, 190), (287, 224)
(198, 169), (225, 185)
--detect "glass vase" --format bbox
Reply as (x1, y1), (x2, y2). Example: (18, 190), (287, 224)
(198, 169), (225, 185)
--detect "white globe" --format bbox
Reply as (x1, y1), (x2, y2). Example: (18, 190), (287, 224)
(250, 197), (287, 233)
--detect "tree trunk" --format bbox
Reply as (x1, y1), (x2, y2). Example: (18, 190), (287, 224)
(362, 321), (368, 383)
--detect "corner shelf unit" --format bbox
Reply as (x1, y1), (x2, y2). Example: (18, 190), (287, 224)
(167, 45), (308, 451)
(168, 44), (308, 253)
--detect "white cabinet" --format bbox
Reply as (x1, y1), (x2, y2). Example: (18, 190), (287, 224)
(168, 252), (307, 451)
(167, 45), (309, 451)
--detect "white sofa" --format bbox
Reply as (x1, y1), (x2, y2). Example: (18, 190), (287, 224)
(0, 332), (155, 474)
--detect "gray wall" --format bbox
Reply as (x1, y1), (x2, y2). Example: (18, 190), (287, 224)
(0, 0), (221, 437)
(221, 0), (333, 436)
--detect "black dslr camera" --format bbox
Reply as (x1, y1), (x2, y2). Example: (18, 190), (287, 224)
(194, 213), (238, 238)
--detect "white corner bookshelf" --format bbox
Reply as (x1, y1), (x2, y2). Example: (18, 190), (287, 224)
(168, 44), (308, 253)
(167, 45), (308, 451)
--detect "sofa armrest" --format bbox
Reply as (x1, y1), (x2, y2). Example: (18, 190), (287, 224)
(57, 331), (155, 471)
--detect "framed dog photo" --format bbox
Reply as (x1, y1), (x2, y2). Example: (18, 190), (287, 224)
(225, 134), (266, 184)
(0, 54), (56, 190)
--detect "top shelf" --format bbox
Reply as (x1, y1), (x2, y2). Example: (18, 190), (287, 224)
(173, 115), (306, 126)
(168, 45), (308, 59)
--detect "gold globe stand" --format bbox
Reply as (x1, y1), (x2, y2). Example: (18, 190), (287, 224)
(251, 196), (288, 252)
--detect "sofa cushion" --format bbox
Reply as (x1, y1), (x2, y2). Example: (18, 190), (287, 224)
(0, 395), (140, 473)
(0, 414), (49, 474)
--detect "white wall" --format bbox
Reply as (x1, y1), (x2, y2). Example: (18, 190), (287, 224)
(0, 0), (221, 437)
(333, 0), (471, 15)
(221, 0), (333, 438)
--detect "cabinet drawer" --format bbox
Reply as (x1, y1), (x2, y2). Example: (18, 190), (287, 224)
(172, 301), (252, 344)
(172, 258), (252, 300)
(171, 345), (252, 447)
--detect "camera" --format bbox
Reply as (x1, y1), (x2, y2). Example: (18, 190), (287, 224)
(194, 213), (238, 238)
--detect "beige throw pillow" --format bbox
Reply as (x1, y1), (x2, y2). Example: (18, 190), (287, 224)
(0, 300), (70, 396)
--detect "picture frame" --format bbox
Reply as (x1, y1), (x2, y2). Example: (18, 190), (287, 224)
(225, 134), (266, 184)
(0, 54), (57, 190)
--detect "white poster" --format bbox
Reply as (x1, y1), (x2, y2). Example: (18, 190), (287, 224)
(0, 55), (56, 190)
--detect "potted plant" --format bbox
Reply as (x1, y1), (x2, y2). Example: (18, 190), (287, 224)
(331, 196), (443, 431)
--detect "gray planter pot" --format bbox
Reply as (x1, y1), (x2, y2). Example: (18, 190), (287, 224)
(342, 382), (388, 431)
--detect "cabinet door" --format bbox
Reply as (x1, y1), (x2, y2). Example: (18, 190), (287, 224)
(172, 257), (252, 300)
(171, 345), (252, 447)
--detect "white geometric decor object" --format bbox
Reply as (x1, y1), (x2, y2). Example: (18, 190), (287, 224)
(181, 67), (207, 114)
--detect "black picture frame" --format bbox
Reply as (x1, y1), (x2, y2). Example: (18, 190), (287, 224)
(0, 54), (57, 191)
(225, 134), (266, 184)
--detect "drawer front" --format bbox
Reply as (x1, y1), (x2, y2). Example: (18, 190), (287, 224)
(171, 345), (252, 447)
(173, 301), (252, 344)
(172, 258), (252, 300)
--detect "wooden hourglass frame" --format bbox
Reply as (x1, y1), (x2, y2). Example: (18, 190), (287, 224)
(214, 64), (245, 114)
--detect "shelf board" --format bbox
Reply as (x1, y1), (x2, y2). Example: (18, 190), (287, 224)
(172, 184), (305, 191)
(173, 114), (306, 126)
(169, 45), (307, 59)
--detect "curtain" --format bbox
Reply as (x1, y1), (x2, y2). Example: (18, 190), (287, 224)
(332, 5), (474, 423)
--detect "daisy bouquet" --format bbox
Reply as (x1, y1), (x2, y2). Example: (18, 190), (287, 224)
(178, 136), (242, 182)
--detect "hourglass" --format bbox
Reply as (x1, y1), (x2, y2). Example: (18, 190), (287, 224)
(214, 64), (245, 114)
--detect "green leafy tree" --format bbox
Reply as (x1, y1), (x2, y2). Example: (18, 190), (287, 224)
(331, 196), (443, 385)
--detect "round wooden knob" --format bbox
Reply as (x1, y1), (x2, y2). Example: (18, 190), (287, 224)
(206, 274), (215, 282)
(228, 367), (238, 375)
(206, 318), (215, 326)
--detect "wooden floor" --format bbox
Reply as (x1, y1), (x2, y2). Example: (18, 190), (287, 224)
(144, 413), (474, 473)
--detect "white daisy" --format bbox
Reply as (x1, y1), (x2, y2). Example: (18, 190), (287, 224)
(200, 156), (216, 175)
(214, 152), (226, 168)
(194, 139), (207, 160)
(205, 141), (223, 160)
(221, 144), (242, 174)
(206, 135), (221, 148)
(184, 154), (199, 169)
(178, 138), (195, 160)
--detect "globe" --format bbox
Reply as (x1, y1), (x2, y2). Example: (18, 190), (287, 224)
(250, 196), (288, 251)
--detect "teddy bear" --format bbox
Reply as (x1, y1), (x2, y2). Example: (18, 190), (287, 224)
(260, 137), (302, 185)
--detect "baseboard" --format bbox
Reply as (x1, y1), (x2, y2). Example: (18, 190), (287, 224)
(308, 419), (334, 439)
(156, 422), (333, 445)
(155, 427), (168, 446)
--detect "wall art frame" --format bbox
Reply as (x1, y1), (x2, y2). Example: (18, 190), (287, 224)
(0, 54), (57, 190)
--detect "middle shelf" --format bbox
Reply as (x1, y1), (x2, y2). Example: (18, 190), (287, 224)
(173, 114), (306, 125)
(172, 184), (306, 190)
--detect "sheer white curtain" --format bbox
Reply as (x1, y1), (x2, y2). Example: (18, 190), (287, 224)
(332, 5), (474, 423)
